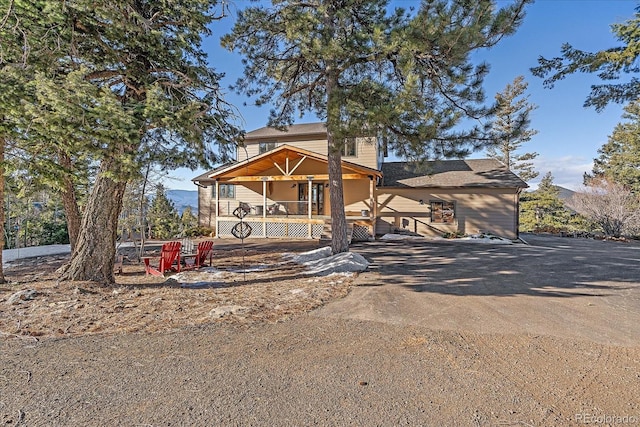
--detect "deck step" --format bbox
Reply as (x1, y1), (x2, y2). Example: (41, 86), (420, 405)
(320, 221), (353, 244)
(320, 221), (332, 241)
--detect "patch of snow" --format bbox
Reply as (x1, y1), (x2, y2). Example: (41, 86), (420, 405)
(172, 246), (369, 287)
(199, 267), (224, 275)
(2, 244), (71, 265)
(174, 268), (227, 288)
(282, 246), (332, 263)
(380, 232), (513, 244)
(173, 269), (224, 282)
(457, 233), (513, 244)
(379, 234), (426, 241)
(300, 251), (369, 276)
(228, 264), (270, 273)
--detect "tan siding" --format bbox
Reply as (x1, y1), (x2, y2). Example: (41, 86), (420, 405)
(376, 188), (519, 239)
(235, 185), (264, 207)
(293, 139), (329, 155)
(240, 137), (378, 169)
(352, 137), (378, 169)
(237, 145), (257, 161)
(197, 186), (213, 228)
(239, 139), (328, 161)
(344, 179), (374, 214)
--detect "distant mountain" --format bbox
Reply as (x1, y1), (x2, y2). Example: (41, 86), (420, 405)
(556, 186), (576, 202)
(167, 189), (198, 215)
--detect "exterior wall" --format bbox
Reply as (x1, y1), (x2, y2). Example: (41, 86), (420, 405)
(239, 138), (328, 160)
(376, 187), (520, 239)
(212, 178), (372, 218)
(197, 185), (214, 228)
(350, 137), (378, 169)
(198, 177), (374, 227)
(344, 179), (374, 214)
(197, 133), (380, 228)
(199, 176), (520, 240)
(240, 136), (378, 169)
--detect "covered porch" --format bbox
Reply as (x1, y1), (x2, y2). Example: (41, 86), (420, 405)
(208, 145), (382, 239)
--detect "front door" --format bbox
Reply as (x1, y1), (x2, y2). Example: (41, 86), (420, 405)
(299, 183), (324, 215)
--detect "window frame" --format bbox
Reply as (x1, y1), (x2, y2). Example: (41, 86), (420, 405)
(342, 137), (357, 157)
(430, 200), (455, 224)
(259, 141), (277, 154)
(212, 184), (236, 199)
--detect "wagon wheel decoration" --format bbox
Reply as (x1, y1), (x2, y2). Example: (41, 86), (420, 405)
(232, 204), (252, 282)
(233, 206), (250, 219)
(231, 221), (252, 239)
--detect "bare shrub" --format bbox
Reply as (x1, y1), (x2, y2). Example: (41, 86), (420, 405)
(568, 179), (640, 237)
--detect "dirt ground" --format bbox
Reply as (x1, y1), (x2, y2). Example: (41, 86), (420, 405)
(1, 236), (640, 426)
(0, 240), (350, 338)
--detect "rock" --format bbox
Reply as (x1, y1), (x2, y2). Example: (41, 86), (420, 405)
(7, 289), (38, 305)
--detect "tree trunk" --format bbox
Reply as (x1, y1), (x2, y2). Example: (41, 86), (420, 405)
(0, 137), (6, 284)
(58, 151), (82, 252)
(138, 163), (152, 260)
(60, 158), (126, 283)
(324, 42), (349, 254)
(328, 142), (348, 254)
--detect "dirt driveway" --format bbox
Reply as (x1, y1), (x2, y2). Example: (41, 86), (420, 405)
(318, 234), (640, 346)
(2, 235), (640, 426)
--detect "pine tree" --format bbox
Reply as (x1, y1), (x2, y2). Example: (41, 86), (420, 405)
(0, 1), (65, 282)
(223, 0), (531, 253)
(586, 101), (640, 193)
(519, 172), (573, 233)
(532, 5), (640, 111)
(487, 75), (539, 181)
(148, 185), (180, 240)
(1, 1), (241, 282)
(181, 207), (199, 236)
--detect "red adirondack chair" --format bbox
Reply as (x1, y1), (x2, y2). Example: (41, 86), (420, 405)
(142, 241), (182, 277)
(183, 240), (214, 270)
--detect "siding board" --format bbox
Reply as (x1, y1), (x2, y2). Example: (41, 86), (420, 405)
(377, 188), (519, 239)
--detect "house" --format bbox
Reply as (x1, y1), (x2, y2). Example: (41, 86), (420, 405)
(192, 123), (528, 240)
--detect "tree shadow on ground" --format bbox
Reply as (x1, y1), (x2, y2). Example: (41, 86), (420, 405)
(350, 236), (640, 298)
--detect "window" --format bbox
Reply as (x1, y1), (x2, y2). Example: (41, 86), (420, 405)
(259, 142), (276, 154)
(342, 138), (357, 157)
(212, 184), (235, 199)
(430, 201), (455, 223)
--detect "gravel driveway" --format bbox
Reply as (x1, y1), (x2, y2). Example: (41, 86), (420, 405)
(2, 234), (640, 426)
(317, 233), (640, 346)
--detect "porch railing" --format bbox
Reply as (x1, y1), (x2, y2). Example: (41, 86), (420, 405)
(216, 200), (323, 217)
(213, 200), (373, 240)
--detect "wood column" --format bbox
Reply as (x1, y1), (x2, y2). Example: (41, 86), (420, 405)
(262, 178), (268, 237)
(307, 176), (313, 237)
(214, 181), (220, 238)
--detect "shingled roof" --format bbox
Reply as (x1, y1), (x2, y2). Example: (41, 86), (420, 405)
(243, 123), (327, 141)
(192, 162), (237, 184)
(380, 159), (528, 189)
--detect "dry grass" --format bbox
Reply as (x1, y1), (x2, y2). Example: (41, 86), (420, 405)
(0, 245), (356, 339)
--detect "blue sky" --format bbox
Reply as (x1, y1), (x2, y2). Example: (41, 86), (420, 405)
(168, 0), (636, 191)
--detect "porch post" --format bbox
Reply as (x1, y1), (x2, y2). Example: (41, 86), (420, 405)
(307, 175), (313, 237)
(262, 177), (268, 237)
(214, 180), (220, 238)
(369, 175), (376, 239)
